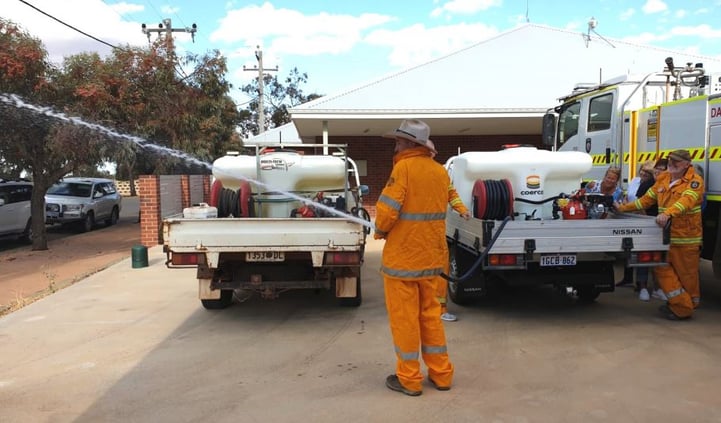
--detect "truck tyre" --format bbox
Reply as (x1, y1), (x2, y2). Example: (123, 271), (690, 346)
(576, 287), (601, 303)
(338, 270), (362, 307)
(201, 290), (233, 309)
(447, 243), (484, 305)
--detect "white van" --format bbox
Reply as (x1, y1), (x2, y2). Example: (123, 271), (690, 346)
(0, 179), (33, 243)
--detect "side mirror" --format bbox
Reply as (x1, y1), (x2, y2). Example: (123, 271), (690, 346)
(359, 185), (370, 196)
(0, 198), (5, 206)
(541, 113), (557, 147)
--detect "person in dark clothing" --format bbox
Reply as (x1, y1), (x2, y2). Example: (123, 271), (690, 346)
(631, 162), (657, 300)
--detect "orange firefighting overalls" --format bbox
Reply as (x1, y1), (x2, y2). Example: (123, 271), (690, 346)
(374, 147), (454, 392)
(436, 184), (469, 314)
(619, 166), (703, 317)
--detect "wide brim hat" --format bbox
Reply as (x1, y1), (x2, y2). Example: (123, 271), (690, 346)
(382, 119), (437, 154)
(640, 160), (656, 173)
(668, 149), (691, 162)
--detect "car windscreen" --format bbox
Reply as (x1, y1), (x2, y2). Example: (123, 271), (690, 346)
(46, 182), (92, 197)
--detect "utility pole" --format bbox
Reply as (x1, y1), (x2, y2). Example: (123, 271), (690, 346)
(141, 18), (197, 46)
(244, 46), (278, 134)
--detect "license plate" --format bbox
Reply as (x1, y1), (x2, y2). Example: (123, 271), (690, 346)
(246, 251), (285, 262)
(540, 254), (576, 266)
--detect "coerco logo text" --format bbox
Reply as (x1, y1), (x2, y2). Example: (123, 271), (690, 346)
(521, 174), (543, 195)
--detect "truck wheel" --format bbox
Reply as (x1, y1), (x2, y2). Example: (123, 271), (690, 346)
(447, 243), (483, 305)
(339, 271), (362, 307)
(201, 290), (233, 309)
(576, 287), (600, 303)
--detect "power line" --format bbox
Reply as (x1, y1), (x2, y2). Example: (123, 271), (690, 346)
(18, 0), (122, 51)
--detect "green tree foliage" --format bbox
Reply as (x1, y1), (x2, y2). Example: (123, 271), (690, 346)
(0, 18), (110, 250)
(0, 18), (243, 249)
(240, 67), (321, 135)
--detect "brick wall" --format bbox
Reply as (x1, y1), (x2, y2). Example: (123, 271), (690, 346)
(137, 174), (211, 246)
(325, 134), (541, 216)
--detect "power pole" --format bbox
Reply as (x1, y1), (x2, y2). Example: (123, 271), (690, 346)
(244, 46), (278, 134)
(141, 18), (197, 46)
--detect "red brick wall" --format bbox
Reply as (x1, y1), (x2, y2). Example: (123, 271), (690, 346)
(322, 134), (541, 216)
(138, 174), (212, 246)
(138, 175), (161, 246)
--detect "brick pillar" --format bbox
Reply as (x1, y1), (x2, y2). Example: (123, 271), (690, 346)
(180, 175), (190, 209)
(203, 175), (211, 203)
(138, 175), (161, 246)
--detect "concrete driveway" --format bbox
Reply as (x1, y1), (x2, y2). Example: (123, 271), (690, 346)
(1, 237), (721, 422)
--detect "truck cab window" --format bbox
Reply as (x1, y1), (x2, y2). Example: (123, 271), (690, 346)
(588, 93), (612, 132)
(557, 101), (580, 148)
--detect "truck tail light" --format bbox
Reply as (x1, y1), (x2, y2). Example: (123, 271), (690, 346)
(171, 253), (202, 266)
(488, 254), (521, 266)
(636, 251), (664, 263)
(324, 252), (360, 265)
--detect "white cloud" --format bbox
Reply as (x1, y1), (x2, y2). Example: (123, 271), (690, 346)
(430, 0), (502, 17)
(642, 0), (668, 14)
(674, 9), (687, 18)
(210, 2), (392, 57)
(670, 24), (721, 39)
(364, 23), (497, 68)
(161, 6), (180, 15)
(109, 2), (144, 15)
(619, 8), (635, 20)
(3, 0), (147, 65)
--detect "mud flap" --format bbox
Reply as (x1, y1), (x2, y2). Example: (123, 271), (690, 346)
(335, 275), (358, 298)
(199, 278), (220, 300)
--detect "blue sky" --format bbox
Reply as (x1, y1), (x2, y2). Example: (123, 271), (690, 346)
(5, 0), (721, 105)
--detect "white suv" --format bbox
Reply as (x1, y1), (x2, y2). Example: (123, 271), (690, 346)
(0, 179), (33, 243)
(45, 177), (122, 232)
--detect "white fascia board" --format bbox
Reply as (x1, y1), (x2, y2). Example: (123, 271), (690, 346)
(291, 110), (546, 120)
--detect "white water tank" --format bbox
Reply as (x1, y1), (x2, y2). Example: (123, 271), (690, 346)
(212, 151), (349, 217)
(449, 147), (592, 219)
(212, 151), (347, 192)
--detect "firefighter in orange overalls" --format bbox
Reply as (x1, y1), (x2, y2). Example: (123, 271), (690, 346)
(374, 120), (454, 396)
(427, 140), (471, 322)
(616, 149), (703, 320)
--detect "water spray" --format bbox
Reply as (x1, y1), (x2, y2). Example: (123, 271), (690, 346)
(0, 93), (375, 231)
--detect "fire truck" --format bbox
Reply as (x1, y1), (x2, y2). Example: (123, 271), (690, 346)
(541, 56), (721, 278)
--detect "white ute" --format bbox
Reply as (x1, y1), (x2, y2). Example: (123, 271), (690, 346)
(162, 143), (370, 310)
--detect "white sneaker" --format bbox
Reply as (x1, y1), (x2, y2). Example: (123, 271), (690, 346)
(638, 288), (650, 302)
(441, 312), (458, 322)
(651, 289), (668, 301)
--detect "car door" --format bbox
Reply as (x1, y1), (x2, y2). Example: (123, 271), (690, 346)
(0, 186), (14, 235)
(0, 184), (31, 235)
(92, 183), (111, 220)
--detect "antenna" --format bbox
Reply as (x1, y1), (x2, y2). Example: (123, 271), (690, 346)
(525, 0), (530, 23)
(584, 17), (615, 48)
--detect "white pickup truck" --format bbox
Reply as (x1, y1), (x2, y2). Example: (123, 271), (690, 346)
(162, 144), (370, 310)
(444, 146), (669, 304)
